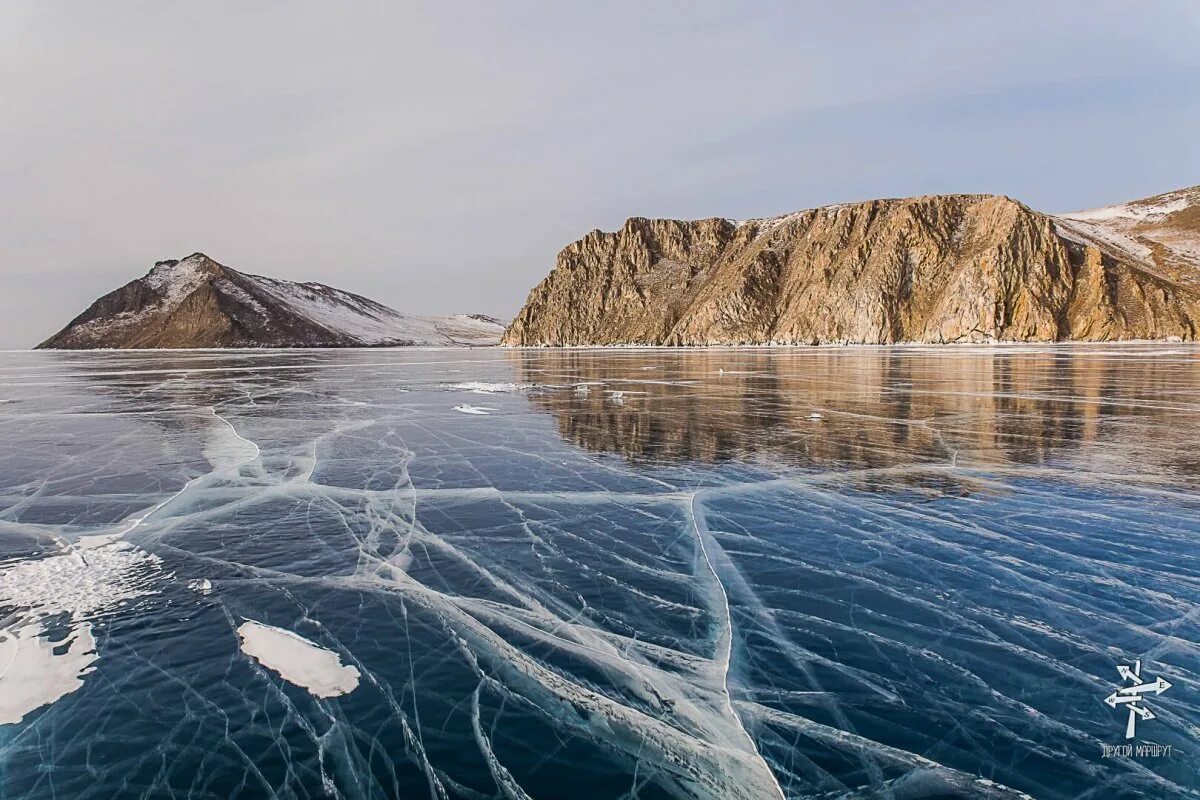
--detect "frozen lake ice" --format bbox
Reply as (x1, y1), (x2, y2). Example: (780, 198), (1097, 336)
(0, 345), (1198, 799)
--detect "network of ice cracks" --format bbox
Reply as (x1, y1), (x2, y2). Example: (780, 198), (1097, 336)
(1, 346), (1198, 800)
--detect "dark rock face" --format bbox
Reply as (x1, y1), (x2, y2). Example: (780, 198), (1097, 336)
(38, 253), (505, 349)
(503, 189), (1200, 346)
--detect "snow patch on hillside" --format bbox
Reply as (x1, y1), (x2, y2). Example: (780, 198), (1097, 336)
(1052, 217), (1154, 262)
(735, 210), (810, 238)
(248, 276), (437, 344)
(214, 277), (268, 317)
(242, 275), (504, 346)
(1055, 187), (1200, 270)
(144, 255), (213, 308)
(1060, 196), (1190, 223)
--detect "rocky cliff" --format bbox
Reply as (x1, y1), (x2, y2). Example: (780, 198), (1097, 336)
(38, 253), (505, 349)
(502, 187), (1200, 346)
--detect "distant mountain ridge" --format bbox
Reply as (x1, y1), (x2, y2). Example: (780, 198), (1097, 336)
(502, 186), (1200, 346)
(38, 253), (505, 349)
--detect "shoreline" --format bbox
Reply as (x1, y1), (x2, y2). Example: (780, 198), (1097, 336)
(13, 337), (1199, 354)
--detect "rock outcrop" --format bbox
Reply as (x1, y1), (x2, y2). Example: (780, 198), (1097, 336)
(503, 188), (1200, 346)
(38, 253), (505, 349)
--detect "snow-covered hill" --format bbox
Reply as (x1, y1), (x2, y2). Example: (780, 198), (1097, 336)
(38, 253), (506, 349)
(1053, 185), (1200, 281)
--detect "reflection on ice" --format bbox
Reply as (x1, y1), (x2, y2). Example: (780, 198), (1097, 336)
(510, 346), (1200, 478)
(0, 345), (1197, 799)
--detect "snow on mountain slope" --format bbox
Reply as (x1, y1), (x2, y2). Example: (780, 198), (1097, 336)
(246, 273), (462, 345)
(37, 253), (506, 349)
(1053, 185), (1200, 280)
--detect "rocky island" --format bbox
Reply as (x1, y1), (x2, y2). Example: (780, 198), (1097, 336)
(502, 187), (1200, 346)
(38, 253), (505, 349)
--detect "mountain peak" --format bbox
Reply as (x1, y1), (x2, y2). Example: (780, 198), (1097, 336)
(143, 253), (225, 307)
(38, 254), (505, 349)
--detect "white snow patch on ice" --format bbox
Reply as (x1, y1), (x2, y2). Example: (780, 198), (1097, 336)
(0, 621), (98, 725)
(0, 532), (165, 725)
(0, 535), (164, 621)
(236, 621), (360, 698)
(449, 382), (527, 393)
(453, 404), (496, 415)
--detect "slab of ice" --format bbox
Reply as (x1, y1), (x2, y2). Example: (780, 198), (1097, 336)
(236, 621), (360, 698)
(453, 404), (496, 415)
(188, 578), (213, 594)
(449, 382), (527, 393)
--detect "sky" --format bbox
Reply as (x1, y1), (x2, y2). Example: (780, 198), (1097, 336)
(2, 2), (1198, 348)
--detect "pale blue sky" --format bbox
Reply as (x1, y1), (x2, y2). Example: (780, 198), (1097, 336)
(2, 1), (1197, 347)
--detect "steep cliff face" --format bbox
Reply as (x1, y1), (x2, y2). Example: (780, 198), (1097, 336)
(503, 189), (1200, 346)
(39, 253), (505, 349)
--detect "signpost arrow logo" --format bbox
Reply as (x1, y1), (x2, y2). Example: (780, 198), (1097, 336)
(1106, 660), (1171, 739)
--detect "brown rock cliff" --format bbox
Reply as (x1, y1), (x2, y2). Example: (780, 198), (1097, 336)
(503, 190), (1200, 346)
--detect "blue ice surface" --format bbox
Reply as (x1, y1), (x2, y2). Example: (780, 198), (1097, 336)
(0, 344), (1197, 799)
